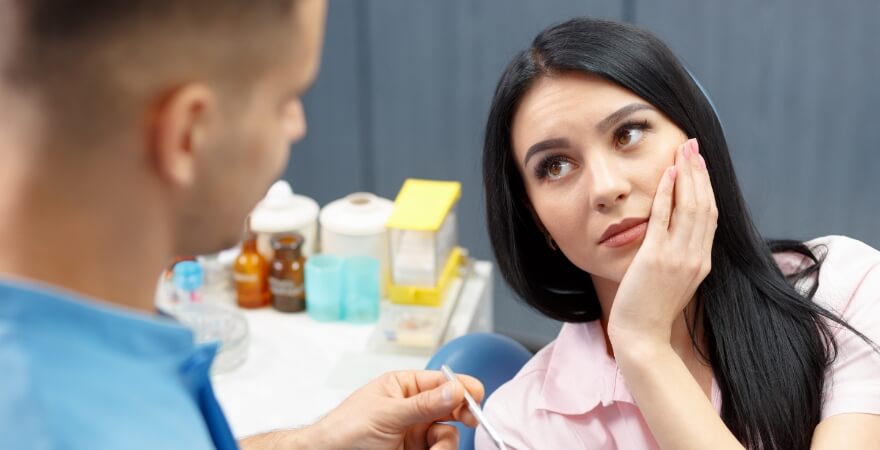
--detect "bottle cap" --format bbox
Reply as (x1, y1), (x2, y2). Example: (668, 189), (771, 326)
(319, 192), (393, 236)
(250, 180), (319, 233)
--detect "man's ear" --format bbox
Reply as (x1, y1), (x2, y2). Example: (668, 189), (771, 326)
(148, 84), (216, 188)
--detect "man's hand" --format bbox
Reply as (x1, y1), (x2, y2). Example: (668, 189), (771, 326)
(313, 369), (484, 450)
(239, 370), (484, 450)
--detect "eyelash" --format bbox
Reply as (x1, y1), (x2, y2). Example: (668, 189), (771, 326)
(533, 119), (653, 181)
(534, 155), (570, 180)
(614, 119), (651, 148)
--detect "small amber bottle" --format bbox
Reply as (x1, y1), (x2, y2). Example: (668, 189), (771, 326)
(269, 233), (306, 312)
(234, 231), (271, 308)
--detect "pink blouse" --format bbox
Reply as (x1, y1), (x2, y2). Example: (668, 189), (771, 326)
(476, 236), (880, 449)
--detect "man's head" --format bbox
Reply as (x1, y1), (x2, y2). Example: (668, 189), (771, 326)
(0, 0), (326, 255)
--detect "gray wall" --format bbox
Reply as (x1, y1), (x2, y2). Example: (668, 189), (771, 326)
(285, 0), (880, 350)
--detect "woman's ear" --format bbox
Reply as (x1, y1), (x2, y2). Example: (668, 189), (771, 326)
(147, 83), (217, 188)
(524, 198), (557, 250)
(524, 199), (548, 234)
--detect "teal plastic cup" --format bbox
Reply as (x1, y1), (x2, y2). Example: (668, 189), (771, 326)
(343, 256), (380, 323)
(305, 255), (344, 322)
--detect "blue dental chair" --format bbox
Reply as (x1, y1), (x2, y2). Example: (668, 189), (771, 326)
(425, 333), (533, 450)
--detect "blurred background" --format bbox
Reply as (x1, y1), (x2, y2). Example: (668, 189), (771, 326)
(284, 0), (880, 350)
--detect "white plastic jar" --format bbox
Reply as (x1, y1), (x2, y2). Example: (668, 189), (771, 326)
(250, 180), (319, 261)
(319, 192), (394, 291)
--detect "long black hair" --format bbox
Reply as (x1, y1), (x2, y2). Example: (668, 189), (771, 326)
(483, 18), (873, 449)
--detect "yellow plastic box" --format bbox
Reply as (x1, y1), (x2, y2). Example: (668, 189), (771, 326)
(386, 179), (461, 306)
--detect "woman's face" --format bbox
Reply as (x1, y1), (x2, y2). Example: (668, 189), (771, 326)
(511, 72), (688, 284)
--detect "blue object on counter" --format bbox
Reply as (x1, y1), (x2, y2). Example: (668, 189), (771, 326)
(343, 256), (380, 323)
(173, 260), (204, 302)
(305, 255), (345, 321)
(174, 261), (204, 290)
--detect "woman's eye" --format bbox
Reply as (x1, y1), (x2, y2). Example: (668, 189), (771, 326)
(537, 157), (574, 181)
(616, 127), (644, 147)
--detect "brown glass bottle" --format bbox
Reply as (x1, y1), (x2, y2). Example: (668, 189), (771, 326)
(269, 232), (306, 312)
(234, 232), (271, 308)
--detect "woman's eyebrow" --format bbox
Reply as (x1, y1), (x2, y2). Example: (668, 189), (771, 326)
(524, 138), (570, 166)
(522, 103), (655, 166)
(596, 103), (655, 133)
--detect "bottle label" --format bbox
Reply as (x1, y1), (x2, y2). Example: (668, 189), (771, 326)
(269, 277), (304, 298)
(234, 273), (260, 283)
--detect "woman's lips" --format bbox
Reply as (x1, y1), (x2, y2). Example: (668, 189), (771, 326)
(600, 220), (648, 248)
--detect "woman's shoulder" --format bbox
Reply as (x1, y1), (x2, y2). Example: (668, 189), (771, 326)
(800, 236), (880, 420)
(774, 235), (880, 312)
(807, 235), (880, 313)
(484, 332), (558, 412)
(807, 235), (880, 268)
(477, 323), (596, 449)
(475, 337), (555, 450)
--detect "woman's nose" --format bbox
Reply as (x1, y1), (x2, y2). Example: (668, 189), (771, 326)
(587, 155), (630, 211)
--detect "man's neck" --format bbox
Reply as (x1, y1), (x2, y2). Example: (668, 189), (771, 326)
(0, 167), (173, 314)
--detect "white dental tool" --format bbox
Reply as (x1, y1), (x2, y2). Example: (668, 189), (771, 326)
(440, 364), (509, 450)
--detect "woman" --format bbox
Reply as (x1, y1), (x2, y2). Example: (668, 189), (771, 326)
(477, 18), (880, 450)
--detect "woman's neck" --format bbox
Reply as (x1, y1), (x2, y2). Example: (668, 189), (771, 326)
(591, 275), (705, 364)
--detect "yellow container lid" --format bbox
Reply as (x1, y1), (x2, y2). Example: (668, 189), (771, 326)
(386, 179), (462, 231)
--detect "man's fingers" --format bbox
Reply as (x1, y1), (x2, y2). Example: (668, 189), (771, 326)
(453, 403), (479, 428)
(380, 370), (485, 433)
(390, 370), (484, 405)
(404, 423), (430, 450)
(426, 423), (460, 450)
(399, 380), (463, 427)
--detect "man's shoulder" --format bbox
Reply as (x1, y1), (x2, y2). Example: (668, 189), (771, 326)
(0, 281), (221, 450)
(0, 317), (220, 449)
(0, 320), (54, 449)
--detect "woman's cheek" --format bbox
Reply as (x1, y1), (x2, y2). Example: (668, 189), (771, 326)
(645, 144), (680, 198)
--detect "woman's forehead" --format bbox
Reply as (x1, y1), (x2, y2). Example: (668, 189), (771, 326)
(512, 73), (650, 146)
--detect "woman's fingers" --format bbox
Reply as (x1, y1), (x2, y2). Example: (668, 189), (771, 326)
(697, 152), (719, 261)
(645, 138), (717, 286)
(646, 165), (677, 242)
(671, 139), (698, 247)
(688, 140), (711, 252)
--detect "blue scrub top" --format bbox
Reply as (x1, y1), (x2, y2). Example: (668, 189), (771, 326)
(0, 279), (238, 450)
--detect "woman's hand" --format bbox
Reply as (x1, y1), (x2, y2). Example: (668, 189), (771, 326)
(602, 139), (744, 450)
(607, 138), (718, 345)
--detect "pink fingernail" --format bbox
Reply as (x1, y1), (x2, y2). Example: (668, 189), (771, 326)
(682, 143), (691, 160)
(669, 166), (678, 180)
(691, 139), (700, 155)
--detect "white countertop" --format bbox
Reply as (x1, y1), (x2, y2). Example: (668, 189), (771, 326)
(210, 260), (494, 438)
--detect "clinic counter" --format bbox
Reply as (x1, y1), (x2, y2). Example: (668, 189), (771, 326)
(211, 260), (493, 438)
